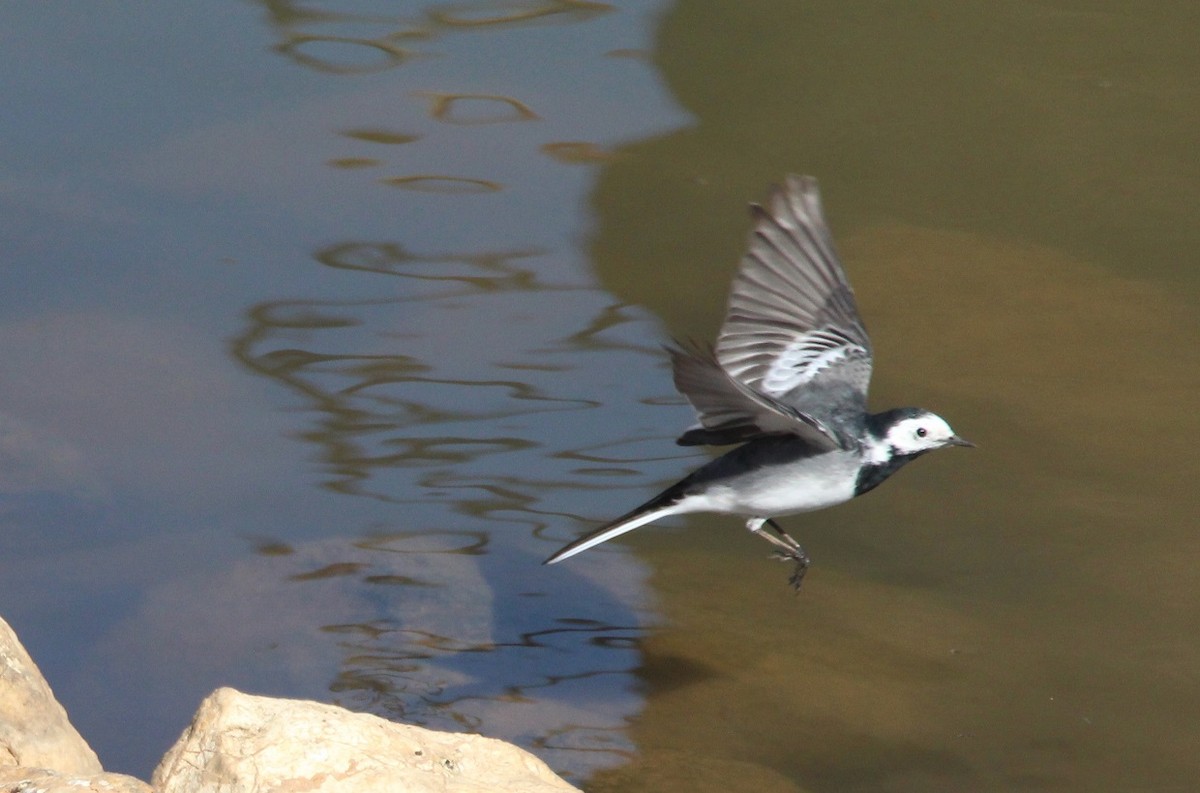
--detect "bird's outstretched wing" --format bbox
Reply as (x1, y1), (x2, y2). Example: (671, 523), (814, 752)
(672, 175), (873, 447)
(718, 175), (873, 408)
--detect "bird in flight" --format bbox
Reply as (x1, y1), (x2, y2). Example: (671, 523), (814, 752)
(544, 176), (972, 588)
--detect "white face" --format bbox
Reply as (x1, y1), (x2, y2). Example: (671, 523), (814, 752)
(886, 413), (968, 455)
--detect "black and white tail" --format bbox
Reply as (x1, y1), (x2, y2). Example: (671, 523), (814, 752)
(543, 491), (687, 564)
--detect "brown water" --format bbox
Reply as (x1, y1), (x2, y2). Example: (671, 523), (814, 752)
(1, 2), (1198, 791)
(583, 5), (1200, 789)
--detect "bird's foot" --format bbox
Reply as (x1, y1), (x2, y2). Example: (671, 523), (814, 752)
(782, 553), (809, 592)
(769, 545), (810, 592)
(747, 517), (811, 592)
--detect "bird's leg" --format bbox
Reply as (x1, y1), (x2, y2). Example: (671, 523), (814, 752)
(746, 517), (808, 558)
(746, 517), (811, 591)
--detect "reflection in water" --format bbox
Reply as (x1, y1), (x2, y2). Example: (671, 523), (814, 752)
(226, 236), (672, 778)
(541, 141), (621, 164)
(330, 617), (642, 732)
(381, 175), (504, 193)
(274, 33), (422, 73)
(260, 0), (615, 75)
(429, 0), (613, 28)
(228, 243), (617, 499)
(260, 0), (429, 74)
(290, 561), (369, 580)
(5, 0), (691, 783)
(326, 157), (381, 169)
(339, 129), (421, 145)
(312, 531), (647, 779)
(419, 92), (540, 124)
(316, 242), (546, 288)
(83, 530), (653, 780)
(172, 0), (690, 780)
(231, 296), (538, 496)
(355, 531), (490, 556)
(228, 269), (663, 531)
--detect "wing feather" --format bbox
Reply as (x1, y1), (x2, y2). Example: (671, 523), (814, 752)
(668, 342), (842, 450)
(716, 176), (872, 410)
(669, 176), (873, 446)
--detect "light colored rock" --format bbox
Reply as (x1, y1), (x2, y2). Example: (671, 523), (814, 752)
(154, 687), (582, 793)
(0, 615), (102, 774)
(0, 765), (152, 793)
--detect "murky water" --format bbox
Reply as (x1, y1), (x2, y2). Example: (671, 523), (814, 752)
(3, 2), (1199, 791)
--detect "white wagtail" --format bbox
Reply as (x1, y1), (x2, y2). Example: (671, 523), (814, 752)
(545, 175), (972, 588)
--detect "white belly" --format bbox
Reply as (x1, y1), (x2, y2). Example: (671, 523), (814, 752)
(684, 454), (860, 517)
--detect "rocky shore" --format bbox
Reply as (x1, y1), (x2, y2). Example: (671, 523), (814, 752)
(0, 615), (581, 792)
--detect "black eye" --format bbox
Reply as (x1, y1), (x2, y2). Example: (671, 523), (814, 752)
(916, 427), (928, 438)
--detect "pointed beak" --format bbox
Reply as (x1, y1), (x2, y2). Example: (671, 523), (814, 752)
(947, 435), (976, 448)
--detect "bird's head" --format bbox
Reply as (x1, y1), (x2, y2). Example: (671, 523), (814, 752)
(876, 408), (974, 456)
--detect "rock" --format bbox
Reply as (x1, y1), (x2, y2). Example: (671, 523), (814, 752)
(0, 765), (152, 793)
(153, 687), (582, 793)
(0, 615), (102, 774)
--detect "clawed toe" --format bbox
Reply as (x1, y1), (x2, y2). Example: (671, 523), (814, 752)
(787, 558), (809, 591)
(749, 517), (811, 589)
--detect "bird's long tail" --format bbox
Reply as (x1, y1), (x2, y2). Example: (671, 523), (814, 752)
(543, 497), (684, 565)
